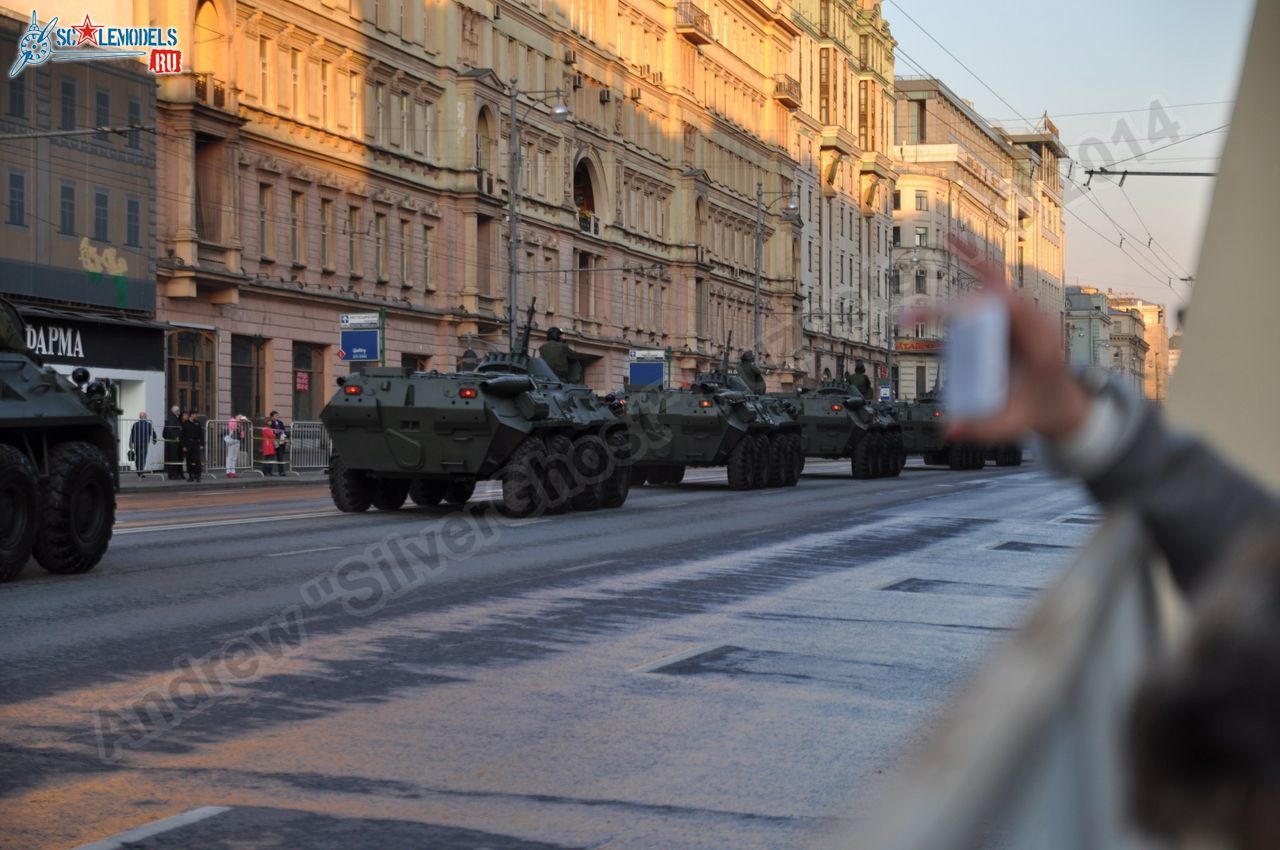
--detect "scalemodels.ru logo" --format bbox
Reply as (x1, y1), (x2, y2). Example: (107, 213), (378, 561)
(8, 9), (183, 78)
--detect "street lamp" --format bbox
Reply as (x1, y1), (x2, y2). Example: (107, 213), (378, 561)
(506, 78), (571, 351)
(753, 181), (799, 355)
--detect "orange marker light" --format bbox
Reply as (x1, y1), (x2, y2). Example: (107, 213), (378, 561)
(459, 387), (478, 399)
(698, 399), (713, 408)
(933, 410), (942, 417)
(830, 403), (842, 412)
(344, 385), (362, 395)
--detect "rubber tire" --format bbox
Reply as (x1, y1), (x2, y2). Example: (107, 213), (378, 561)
(767, 435), (788, 487)
(949, 445), (968, 471)
(667, 465), (686, 485)
(921, 451), (941, 466)
(0, 444), (38, 582)
(329, 456), (375, 513)
(785, 433), (803, 486)
(568, 434), (607, 512)
(503, 436), (550, 517)
(852, 434), (875, 479)
(726, 435), (755, 491)
(630, 465), (648, 487)
(372, 478), (411, 511)
(444, 479), (477, 505)
(544, 432), (577, 513)
(750, 434), (771, 489)
(409, 479), (447, 506)
(870, 433), (889, 478)
(884, 433), (903, 478)
(598, 429), (631, 509)
(972, 446), (986, 470)
(33, 441), (115, 575)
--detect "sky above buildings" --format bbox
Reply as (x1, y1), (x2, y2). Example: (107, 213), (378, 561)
(884, 0), (1254, 326)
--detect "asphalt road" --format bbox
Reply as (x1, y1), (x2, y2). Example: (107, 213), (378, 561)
(0, 458), (1098, 850)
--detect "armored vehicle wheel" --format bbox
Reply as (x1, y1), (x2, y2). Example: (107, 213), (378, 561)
(726, 435), (755, 490)
(767, 435), (789, 487)
(949, 446), (968, 471)
(995, 445), (1021, 467)
(598, 430), (631, 509)
(887, 434), (905, 477)
(329, 456), (375, 512)
(0, 444), (38, 582)
(33, 441), (115, 575)
(544, 433), (577, 513)
(972, 446), (987, 470)
(921, 451), (942, 466)
(852, 435), (875, 480)
(568, 434), (607, 512)
(630, 466), (648, 487)
(750, 434), (771, 489)
(503, 436), (550, 517)
(409, 479), (447, 506)
(667, 465), (685, 485)
(444, 480), (477, 505)
(785, 434), (803, 486)
(870, 433), (890, 478)
(372, 478), (411, 511)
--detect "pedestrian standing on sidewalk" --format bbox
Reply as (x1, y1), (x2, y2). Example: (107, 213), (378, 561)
(180, 409), (204, 482)
(261, 419), (278, 476)
(128, 412), (157, 477)
(267, 411), (289, 475)
(163, 405), (183, 479)
(223, 415), (247, 478)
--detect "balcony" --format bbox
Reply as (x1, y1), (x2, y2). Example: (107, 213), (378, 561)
(676, 2), (713, 45)
(577, 210), (600, 236)
(819, 125), (858, 157)
(194, 72), (227, 110)
(772, 74), (801, 109)
(476, 170), (497, 196)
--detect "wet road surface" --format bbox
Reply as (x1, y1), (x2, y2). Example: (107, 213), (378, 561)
(0, 459), (1097, 849)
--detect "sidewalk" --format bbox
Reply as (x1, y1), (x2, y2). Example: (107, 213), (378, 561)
(118, 469), (329, 492)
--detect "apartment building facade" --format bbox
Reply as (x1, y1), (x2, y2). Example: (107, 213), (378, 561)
(1107, 293), (1169, 401)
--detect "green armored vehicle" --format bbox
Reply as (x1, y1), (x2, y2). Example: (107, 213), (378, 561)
(622, 342), (802, 490)
(0, 298), (119, 582)
(320, 303), (630, 518)
(776, 382), (904, 479)
(892, 391), (1021, 470)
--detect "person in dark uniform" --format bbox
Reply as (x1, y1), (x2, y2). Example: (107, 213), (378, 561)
(538, 327), (574, 381)
(128, 412), (157, 477)
(180, 409), (204, 482)
(850, 361), (874, 402)
(738, 351), (766, 395)
(163, 405), (184, 479)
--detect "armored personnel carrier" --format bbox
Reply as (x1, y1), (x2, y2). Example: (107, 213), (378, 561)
(622, 340), (802, 490)
(0, 298), (119, 582)
(893, 391), (1020, 469)
(776, 382), (904, 479)
(320, 303), (630, 518)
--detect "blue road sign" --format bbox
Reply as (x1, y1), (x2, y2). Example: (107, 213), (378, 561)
(629, 361), (664, 387)
(339, 329), (381, 361)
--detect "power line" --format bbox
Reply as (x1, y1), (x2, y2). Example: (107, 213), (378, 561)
(1100, 122), (1229, 168)
(988, 100), (1233, 122)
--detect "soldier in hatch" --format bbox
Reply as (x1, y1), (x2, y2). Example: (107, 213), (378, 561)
(850, 360), (874, 401)
(538, 327), (580, 381)
(738, 350), (767, 394)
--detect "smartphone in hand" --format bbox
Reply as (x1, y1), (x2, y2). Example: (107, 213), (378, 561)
(942, 296), (1009, 420)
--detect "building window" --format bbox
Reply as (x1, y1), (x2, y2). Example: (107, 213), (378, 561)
(60, 79), (76, 130)
(126, 197), (140, 246)
(374, 212), (387, 281)
(93, 190), (109, 242)
(347, 206), (361, 276)
(915, 190), (927, 211)
(258, 184), (274, 259)
(348, 72), (361, 136)
(7, 172), (25, 226)
(907, 100), (925, 144)
(6, 76), (25, 119)
(127, 99), (141, 148)
(59, 182), (75, 234)
(290, 191), (305, 265)
(914, 226), (928, 247)
(890, 270), (900, 295)
(290, 49), (301, 115)
(230, 335), (267, 420)
(374, 82), (386, 145)
(95, 89), (110, 140)
(892, 190), (900, 211)
(396, 92), (409, 149)
(915, 269), (927, 294)
(320, 61), (332, 126)
(320, 199), (333, 269)
(892, 226), (901, 247)
(421, 102), (433, 159)
(422, 224), (433, 289)
(258, 37), (271, 103)
(167, 330), (216, 417)
(398, 218), (409, 283)
(292, 342), (326, 420)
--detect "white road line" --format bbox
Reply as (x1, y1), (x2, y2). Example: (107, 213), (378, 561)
(561, 558), (618, 573)
(73, 806), (232, 850)
(653, 501), (690, 509)
(265, 545), (345, 558)
(741, 528), (775, 537)
(116, 511), (342, 535)
(629, 643), (726, 674)
(505, 518), (551, 527)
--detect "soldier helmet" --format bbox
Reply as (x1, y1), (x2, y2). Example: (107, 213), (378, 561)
(740, 350), (755, 363)
(547, 327), (563, 342)
(855, 360), (866, 373)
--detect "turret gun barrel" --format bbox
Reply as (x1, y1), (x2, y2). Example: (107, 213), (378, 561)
(517, 298), (537, 356)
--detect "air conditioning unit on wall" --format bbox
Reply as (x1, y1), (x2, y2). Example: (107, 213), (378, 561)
(629, 86), (641, 101)
(573, 72), (585, 89)
(564, 49), (577, 64)
(599, 90), (613, 103)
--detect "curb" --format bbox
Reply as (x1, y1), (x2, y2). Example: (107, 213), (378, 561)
(72, 806), (231, 850)
(119, 474), (328, 493)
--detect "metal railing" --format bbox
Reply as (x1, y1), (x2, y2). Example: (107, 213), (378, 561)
(675, 1), (713, 41)
(286, 421), (332, 471)
(203, 419), (257, 476)
(839, 513), (1186, 850)
(772, 73), (802, 105)
(116, 418), (165, 474)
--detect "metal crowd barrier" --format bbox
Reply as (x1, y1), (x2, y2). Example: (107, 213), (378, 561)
(115, 417), (166, 475)
(285, 421), (331, 472)
(204, 419), (258, 477)
(830, 513), (1186, 850)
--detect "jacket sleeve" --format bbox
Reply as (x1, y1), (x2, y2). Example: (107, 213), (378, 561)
(1046, 383), (1279, 593)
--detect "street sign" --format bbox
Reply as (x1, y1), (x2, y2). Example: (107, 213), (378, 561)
(629, 348), (666, 387)
(340, 313), (380, 329)
(879, 386), (891, 401)
(339, 329), (381, 361)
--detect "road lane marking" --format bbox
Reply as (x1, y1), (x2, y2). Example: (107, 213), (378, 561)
(265, 545), (345, 558)
(653, 501), (690, 509)
(561, 558), (618, 573)
(73, 806), (232, 850)
(741, 528), (775, 537)
(116, 511), (341, 535)
(506, 518), (551, 527)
